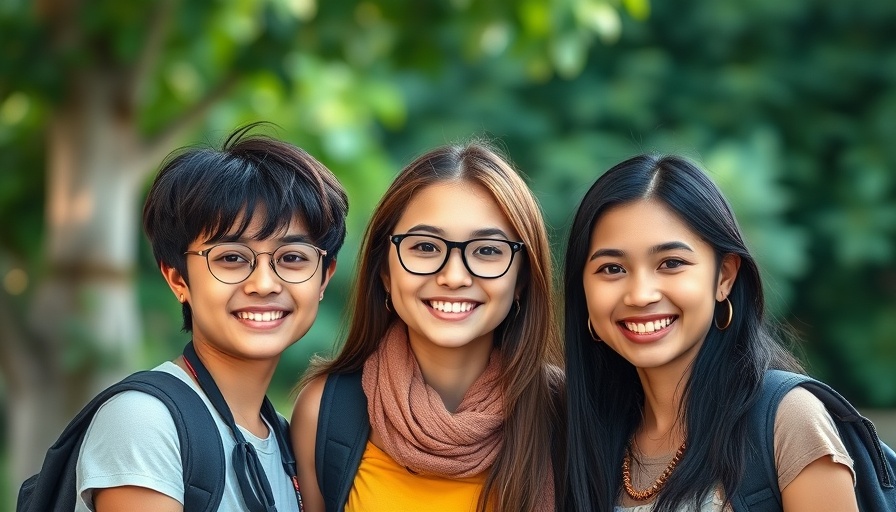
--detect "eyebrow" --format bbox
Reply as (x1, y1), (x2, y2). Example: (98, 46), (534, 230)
(588, 241), (694, 261)
(405, 224), (512, 239)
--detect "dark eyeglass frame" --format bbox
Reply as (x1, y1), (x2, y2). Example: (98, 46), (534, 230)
(184, 242), (327, 284)
(389, 233), (524, 279)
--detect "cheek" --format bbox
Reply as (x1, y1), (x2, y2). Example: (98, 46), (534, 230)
(489, 280), (517, 306)
(385, 254), (406, 293)
(582, 280), (608, 315)
(677, 278), (717, 317)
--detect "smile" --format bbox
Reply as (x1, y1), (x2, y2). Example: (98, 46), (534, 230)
(235, 310), (286, 322)
(622, 316), (676, 334)
(428, 300), (478, 313)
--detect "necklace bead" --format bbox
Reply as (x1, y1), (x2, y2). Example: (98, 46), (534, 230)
(621, 441), (687, 501)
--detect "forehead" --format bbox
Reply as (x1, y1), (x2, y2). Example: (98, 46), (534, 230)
(395, 181), (517, 239)
(202, 210), (309, 243)
(589, 200), (708, 253)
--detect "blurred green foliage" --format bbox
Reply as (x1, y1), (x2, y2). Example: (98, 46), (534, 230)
(1, 0), (896, 506)
(1, 0), (894, 420)
(373, 0), (896, 406)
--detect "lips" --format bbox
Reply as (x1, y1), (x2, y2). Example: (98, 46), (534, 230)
(621, 316), (676, 334)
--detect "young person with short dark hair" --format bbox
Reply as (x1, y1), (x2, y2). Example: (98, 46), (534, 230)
(75, 123), (348, 512)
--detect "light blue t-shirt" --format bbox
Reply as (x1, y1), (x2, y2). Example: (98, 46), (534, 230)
(75, 361), (298, 511)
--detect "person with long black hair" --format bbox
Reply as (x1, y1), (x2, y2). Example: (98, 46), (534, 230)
(563, 154), (857, 511)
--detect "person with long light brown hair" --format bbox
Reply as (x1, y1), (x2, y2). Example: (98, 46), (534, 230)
(291, 141), (564, 512)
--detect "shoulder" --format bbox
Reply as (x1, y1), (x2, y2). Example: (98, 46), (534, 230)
(774, 387), (843, 446)
(292, 374), (328, 429)
(78, 386), (185, 508)
(291, 374), (330, 512)
(88, 387), (179, 434)
(773, 387), (855, 489)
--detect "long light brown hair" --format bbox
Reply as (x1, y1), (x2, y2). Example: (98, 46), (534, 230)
(303, 140), (563, 511)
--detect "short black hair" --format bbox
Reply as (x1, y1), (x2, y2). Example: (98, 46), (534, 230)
(142, 122), (349, 331)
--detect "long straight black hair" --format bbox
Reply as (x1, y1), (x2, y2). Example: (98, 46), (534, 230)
(563, 154), (803, 511)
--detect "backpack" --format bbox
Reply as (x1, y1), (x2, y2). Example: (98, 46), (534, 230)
(17, 370), (226, 512)
(732, 369), (896, 511)
(315, 370), (369, 512)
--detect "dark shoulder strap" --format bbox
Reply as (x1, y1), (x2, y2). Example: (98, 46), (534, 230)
(130, 371), (226, 511)
(315, 370), (369, 512)
(735, 370), (896, 512)
(733, 369), (807, 512)
(17, 370), (224, 512)
(795, 376), (896, 511)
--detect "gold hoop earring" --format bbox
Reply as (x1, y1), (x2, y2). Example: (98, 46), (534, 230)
(715, 297), (733, 330)
(385, 293), (393, 312)
(319, 292), (324, 302)
(588, 319), (601, 342)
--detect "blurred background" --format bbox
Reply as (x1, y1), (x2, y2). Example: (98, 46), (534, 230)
(1, 0), (894, 505)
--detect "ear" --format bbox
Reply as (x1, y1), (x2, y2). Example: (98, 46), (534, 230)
(161, 262), (190, 303)
(318, 259), (337, 294)
(514, 280), (527, 303)
(716, 253), (741, 301)
(380, 268), (391, 294)
(513, 261), (529, 301)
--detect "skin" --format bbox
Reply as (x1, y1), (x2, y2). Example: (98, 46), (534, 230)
(291, 180), (522, 512)
(94, 213), (335, 512)
(583, 199), (857, 510)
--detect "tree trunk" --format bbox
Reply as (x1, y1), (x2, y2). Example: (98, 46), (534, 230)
(8, 71), (146, 487)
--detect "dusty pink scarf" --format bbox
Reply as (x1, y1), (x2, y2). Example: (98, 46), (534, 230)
(362, 322), (504, 478)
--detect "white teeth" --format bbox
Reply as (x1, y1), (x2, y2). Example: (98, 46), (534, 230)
(429, 300), (475, 313)
(237, 311), (284, 322)
(625, 317), (673, 334)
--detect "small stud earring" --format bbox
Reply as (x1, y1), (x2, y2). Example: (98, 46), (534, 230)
(179, 294), (185, 303)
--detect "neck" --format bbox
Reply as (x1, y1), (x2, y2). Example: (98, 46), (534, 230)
(407, 332), (494, 412)
(635, 365), (690, 454)
(177, 342), (278, 436)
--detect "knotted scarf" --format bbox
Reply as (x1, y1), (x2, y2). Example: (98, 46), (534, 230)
(362, 322), (504, 478)
(362, 322), (556, 510)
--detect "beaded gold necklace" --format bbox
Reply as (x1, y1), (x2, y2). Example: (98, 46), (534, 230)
(621, 442), (687, 501)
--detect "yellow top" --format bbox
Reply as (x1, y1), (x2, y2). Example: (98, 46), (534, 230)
(345, 441), (488, 512)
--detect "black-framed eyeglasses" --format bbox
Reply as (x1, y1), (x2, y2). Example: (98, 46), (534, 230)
(184, 242), (327, 284)
(390, 233), (524, 279)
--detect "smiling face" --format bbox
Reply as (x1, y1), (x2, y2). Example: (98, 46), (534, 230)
(163, 213), (335, 363)
(583, 199), (738, 375)
(383, 180), (522, 357)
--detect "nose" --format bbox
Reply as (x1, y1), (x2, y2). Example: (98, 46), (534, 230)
(435, 247), (473, 288)
(623, 270), (661, 307)
(243, 252), (283, 295)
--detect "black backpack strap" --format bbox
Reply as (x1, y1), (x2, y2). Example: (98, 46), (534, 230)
(734, 369), (896, 511)
(315, 370), (370, 512)
(796, 377), (896, 511)
(733, 369), (804, 512)
(17, 370), (224, 512)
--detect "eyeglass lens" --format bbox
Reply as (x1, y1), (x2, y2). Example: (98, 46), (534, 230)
(395, 235), (516, 278)
(205, 243), (321, 284)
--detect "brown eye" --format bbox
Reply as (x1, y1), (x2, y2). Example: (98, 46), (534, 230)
(598, 264), (625, 275)
(660, 259), (687, 269)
